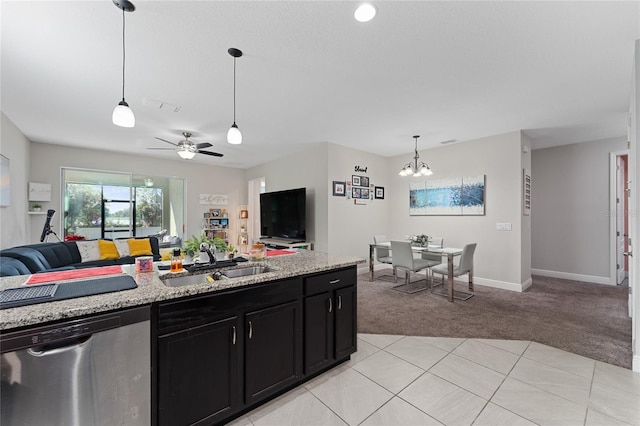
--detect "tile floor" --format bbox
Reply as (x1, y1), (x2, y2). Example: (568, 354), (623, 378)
(229, 334), (640, 426)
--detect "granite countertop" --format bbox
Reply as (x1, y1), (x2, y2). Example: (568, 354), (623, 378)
(0, 251), (365, 331)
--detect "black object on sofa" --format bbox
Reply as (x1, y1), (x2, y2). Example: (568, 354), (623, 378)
(0, 237), (161, 277)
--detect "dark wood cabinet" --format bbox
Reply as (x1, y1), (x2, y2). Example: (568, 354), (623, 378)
(245, 300), (302, 405)
(303, 267), (357, 375)
(334, 285), (357, 360)
(153, 267), (356, 426)
(157, 316), (239, 426)
(304, 292), (334, 374)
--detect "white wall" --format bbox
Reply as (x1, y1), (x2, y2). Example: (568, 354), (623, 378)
(0, 112), (30, 249)
(531, 137), (627, 284)
(28, 142), (247, 245)
(388, 131), (528, 290)
(246, 143), (329, 252)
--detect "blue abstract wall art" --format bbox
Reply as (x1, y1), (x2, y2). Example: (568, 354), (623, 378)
(409, 175), (485, 215)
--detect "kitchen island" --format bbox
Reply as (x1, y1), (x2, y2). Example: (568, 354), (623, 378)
(0, 250), (364, 330)
(1, 251), (365, 426)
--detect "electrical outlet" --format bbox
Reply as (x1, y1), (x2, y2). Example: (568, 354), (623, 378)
(496, 222), (512, 231)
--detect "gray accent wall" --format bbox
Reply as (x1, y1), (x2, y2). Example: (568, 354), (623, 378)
(532, 137), (626, 283)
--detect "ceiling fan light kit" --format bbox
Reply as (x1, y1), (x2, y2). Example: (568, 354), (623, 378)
(399, 135), (433, 177)
(112, 0), (136, 128)
(177, 147), (197, 160)
(227, 48), (243, 145)
(149, 131), (223, 160)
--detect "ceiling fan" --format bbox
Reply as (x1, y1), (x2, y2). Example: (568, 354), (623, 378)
(148, 132), (223, 160)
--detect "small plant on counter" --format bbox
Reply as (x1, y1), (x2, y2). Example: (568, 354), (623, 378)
(212, 237), (230, 253)
(182, 234), (215, 258)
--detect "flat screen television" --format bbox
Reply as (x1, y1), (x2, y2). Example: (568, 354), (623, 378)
(260, 188), (306, 242)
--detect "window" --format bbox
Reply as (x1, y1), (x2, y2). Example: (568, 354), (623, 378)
(62, 168), (185, 242)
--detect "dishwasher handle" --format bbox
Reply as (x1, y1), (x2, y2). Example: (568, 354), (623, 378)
(27, 335), (92, 356)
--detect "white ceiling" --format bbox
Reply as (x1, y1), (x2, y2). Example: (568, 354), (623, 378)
(2, 1), (639, 169)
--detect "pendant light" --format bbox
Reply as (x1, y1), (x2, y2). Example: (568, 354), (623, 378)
(399, 135), (433, 177)
(227, 48), (243, 144)
(112, 0), (136, 128)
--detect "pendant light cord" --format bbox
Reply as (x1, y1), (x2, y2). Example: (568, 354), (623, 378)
(121, 7), (126, 101)
(232, 56), (237, 123)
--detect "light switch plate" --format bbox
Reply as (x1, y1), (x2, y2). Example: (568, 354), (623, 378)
(496, 222), (512, 231)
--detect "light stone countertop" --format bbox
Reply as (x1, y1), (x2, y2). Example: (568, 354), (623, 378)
(0, 251), (365, 331)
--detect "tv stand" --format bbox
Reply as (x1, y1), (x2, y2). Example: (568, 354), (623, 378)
(259, 238), (312, 251)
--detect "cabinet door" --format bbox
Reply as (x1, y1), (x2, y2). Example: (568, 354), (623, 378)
(245, 300), (302, 405)
(334, 286), (357, 360)
(304, 292), (334, 375)
(158, 316), (239, 426)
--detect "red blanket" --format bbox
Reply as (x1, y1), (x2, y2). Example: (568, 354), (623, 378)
(26, 265), (124, 285)
(266, 250), (297, 257)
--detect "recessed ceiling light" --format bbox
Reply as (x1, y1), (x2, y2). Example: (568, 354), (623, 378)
(354, 3), (376, 23)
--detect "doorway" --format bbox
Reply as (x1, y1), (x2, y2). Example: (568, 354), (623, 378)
(611, 151), (630, 286)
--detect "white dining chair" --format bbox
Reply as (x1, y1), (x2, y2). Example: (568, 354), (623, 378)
(390, 241), (431, 294)
(421, 237), (443, 286)
(373, 235), (396, 281)
(431, 243), (477, 300)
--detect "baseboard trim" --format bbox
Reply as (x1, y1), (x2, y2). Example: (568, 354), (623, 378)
(633, 355), (640, 372)
(531, 269), (614, 286)
(474, 277), (526, 292)
(364, 265), (527, 292)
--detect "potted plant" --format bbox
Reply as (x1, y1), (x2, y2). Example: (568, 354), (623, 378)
(32, 204), (42, 212)
(182, 234), (215, 260)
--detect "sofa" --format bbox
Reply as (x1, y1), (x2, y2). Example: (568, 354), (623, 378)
(0, 237), (161, 277)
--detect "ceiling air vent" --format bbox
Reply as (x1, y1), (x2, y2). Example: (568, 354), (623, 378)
(142, 98), (182, 113)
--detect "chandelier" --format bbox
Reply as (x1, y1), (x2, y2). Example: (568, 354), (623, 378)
(399, 135), (433, 177)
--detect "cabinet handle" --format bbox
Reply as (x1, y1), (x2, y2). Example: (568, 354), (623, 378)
(328, 298), (333, 313)
(232, 326), (237, 345)
(248, 321), (253, 339)
(329, 279), (340, 284)
(338, 295), (342, 310)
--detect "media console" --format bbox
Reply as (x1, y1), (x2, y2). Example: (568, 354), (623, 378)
(259, 239), (312, 251)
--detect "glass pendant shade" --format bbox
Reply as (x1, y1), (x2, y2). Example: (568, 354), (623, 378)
(227, 123), (242, 145)
(112, 100), (135, 128)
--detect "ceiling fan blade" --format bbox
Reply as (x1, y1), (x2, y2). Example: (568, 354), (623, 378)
(147, 147), (175, 150)
(197, 150), (224, 157)
(155, 137), (179, 147)
(195, 142), (212, 149)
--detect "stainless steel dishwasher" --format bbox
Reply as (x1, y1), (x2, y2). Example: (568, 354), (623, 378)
(1, 305), (150, 426)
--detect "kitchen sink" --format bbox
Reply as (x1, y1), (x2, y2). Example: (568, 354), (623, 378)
(161, 274), (219, 288)
(222, 266), (273, 278)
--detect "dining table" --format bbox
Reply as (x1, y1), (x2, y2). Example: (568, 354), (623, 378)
(368, 242), (464, 303)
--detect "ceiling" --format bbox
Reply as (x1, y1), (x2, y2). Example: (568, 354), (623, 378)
(2, 1), (638, 169)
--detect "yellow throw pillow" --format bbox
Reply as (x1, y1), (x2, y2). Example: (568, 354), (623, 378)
(128, 238), (153, 257)
(98, 240), (120, 260)
(159, 248), (173, 261)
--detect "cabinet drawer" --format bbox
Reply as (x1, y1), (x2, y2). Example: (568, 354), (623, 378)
(158, 278), (302, 335)
(304, 267), (356, 296)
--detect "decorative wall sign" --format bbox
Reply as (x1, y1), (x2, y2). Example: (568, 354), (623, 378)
(28, 182), (52, 202)
(409, 175), (485, 216)
(199, 193), (228, 205)
(523, 169), (531, 216)
(332, 181), (345, 196)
